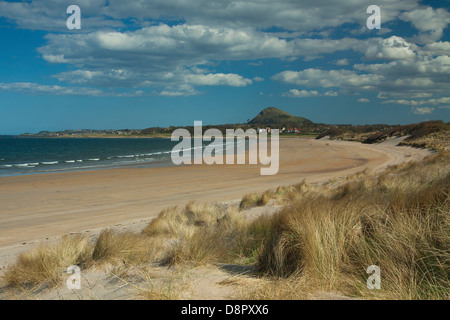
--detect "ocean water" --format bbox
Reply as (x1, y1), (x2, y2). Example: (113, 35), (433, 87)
(0, 136), (234, 177)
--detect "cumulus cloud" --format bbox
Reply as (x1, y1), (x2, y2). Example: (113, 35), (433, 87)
(36, 24), (362, 94)
(274, 33), (450, 100)
(362, 36), (417, 60)
(400, 7), (450, 44)
(39, 25), (361, 67)
(421, 41), (450, 57)
(1, 0), (447, 103)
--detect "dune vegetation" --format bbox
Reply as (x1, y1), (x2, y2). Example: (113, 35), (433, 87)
(317, 120), (450, 153)
(249, 152), (449, 299)
(1, 149), (449, 299)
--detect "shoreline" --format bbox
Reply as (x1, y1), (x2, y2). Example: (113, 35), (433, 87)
(0, 134), (276, 178)
(0, 137), (432, 272)
(0, 158), (176, 179)
(12, 133), (318, 140)
(16, 134), (173, 139)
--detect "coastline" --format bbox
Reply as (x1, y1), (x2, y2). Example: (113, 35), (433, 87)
(0, 137), (432, 272)
(15, 133), (318, 140)
(17, 134), (173, 139)
(0, 134), (303, 178)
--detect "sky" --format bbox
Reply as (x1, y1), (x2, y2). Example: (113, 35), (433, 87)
(0, 0), (449, 135)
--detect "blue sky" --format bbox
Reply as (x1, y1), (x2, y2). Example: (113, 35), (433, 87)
(0, 0), (449, 134)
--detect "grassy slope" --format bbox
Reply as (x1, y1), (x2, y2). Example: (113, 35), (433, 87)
(248, 107), (313, 127)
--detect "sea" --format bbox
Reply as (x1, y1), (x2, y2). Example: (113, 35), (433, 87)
(0, 136), (238, 177)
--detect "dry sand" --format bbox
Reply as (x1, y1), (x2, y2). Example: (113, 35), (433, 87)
(0, 137), (432, 272)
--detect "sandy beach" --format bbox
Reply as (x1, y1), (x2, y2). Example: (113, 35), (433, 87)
(0, 137), (432, 271)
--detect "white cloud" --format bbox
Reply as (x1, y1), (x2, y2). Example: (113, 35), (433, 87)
(184, 73), (252, 87)
(0, 82), (104, 96)
(411, 107), (434, 115)
(358, 98), (370, 103)
(284, 89), (319, 98)
(362, 36), (417, 60)
(42, 54), (67, 63)
(383, 97), (450, 106)
(159, 90), (196, 97)
(421, 41), (450, 57)
(0, 0), (422, 32)
(335, 58), (349, 66)
(40, 25), (361, 66)
(0, 0), (122, 31)
(0, 82), (155, 97)
(400, 7), (450, 43)
(283, 89), (338, 98)
(273, 35), (450, 100)
(98, 0), (421, 32)
(1, 0), (447, 103)
(273, 69), (380, 89)
(37, 24), (362, 94)
(355, 56), (450, 79)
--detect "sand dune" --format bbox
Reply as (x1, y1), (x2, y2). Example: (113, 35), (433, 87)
(0, 137), (431, 270)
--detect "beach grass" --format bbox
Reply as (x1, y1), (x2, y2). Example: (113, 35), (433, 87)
(90, 229), (164, 266)
(252, 152), (449, 299)
(149, 202), (273, 266)
(1, 235), (92, 289)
